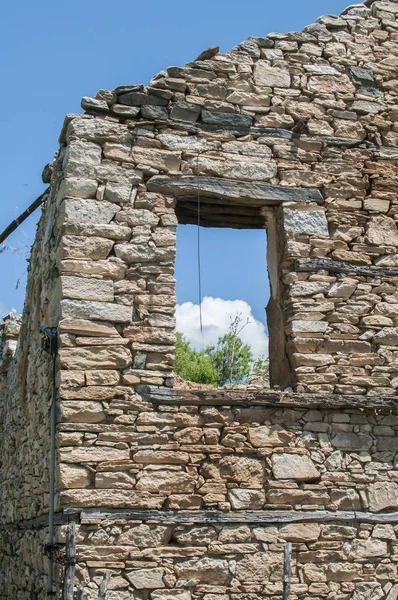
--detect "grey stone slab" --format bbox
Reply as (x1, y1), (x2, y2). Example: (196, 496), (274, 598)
(147, 175), (324, 205)
(201, 110), (253, 128)
(141, 105), (168, 120)
(118, 91), (168, 106)
(170, 101), (201, 123)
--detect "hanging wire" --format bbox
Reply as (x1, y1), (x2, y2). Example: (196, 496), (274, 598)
(196, 153), (204, 347)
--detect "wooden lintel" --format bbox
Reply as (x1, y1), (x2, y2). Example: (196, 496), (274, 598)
(147, 175), (324, 205)
(296, 258), (398, 278)
(5, 509), (398, 530)
(77, 509), (398, 525)
(138, 386), (398, 411)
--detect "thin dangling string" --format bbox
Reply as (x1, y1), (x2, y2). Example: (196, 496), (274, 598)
(196, 153), (204, 347)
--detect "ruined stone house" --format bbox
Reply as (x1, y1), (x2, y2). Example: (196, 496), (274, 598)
(2, 0), (398, 597)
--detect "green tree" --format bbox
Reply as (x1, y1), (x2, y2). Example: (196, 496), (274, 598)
(174, 333), (218, 385)
(207, 332), (253, 386)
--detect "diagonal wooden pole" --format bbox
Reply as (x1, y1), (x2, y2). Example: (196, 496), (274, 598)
(0, 188), (50, 246)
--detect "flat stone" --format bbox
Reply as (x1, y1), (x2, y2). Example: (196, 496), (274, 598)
(59, 401), (106, 423)
(373, 327), (398, 346)
(368, 482), (398, 512)
(157, 134), (213, 152)
(151, 592), (191, 600)
(118, 525), (171, 547)
(63, 138), (102, 178)
(115, 208), (159, 227)
(219, 456), (265, 484)
(60, 489), (164, 509)
(189, 154), (276, 182)
(59, 346), (132, 369)
(175, 558), (229, 584)
(60, 300), (132, 323)
(141, 105), (168, 120)
(201, 110), (252, 128)
(367, 215), (398, 247)
(247, 425), (294, 447)
(60, 276), (114, 302)
(67, 118), (132, 144)
(58, 177), (98, 199)
(104, 182), (135, 204)
(349, 538), (388, 559)
(60, 446), (129, 463)
(235, 553), (281, 583)
(352, 584), (384, 600)
(228, 488), (265, 510)
(284, 208), (329, 236)
(254, 62), (291, 88)
(60, 236), (114, 260)
(170, 101), (201, 122)
(279, 523), (321, 542)
(272, 454), (320, 481)
(81, 96), (109, 112)
(118, 91), (168, 106)
(290, 281), (330, 297)
(136, 470), (196, 493)
(331, 432), (372, 451)
(58, 464), (91, 489)
(61, 199), (119, 225)
(61, 259), (126, 280)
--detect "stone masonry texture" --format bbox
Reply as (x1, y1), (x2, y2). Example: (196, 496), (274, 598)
(3, 0), (398, 597)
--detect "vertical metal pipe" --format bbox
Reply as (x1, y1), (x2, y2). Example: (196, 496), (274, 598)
(283, 542), (292, 600)
(48, 351), (57, 595)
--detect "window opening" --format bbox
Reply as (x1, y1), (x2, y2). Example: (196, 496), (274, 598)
(175, 224), (270, 389)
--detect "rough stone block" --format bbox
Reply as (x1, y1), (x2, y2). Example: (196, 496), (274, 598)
(272, 454), (320, 481)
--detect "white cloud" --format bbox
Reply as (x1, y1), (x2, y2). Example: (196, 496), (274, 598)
(176, 297), (269, 359)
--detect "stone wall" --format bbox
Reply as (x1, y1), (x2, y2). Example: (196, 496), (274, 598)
(3, 0), (398, 597)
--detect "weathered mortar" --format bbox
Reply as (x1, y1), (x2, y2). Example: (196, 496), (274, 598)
(3, 0), (398, 597)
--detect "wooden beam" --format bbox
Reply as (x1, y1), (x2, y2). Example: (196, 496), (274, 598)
(77, 509), (398, 525)
(147, 175), (324, 205)
(0, 188), (50, 245)
(296, 258), (398, 278)
(138, 385), (398, 411)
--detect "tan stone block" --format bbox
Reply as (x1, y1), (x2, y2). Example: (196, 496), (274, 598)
(59, 386), (118, 401)
(95, 471), (136, 489)
(60, 236), (114, 260)
(61, 258), (126, 280)
(247, 425), (294, 447)
(85, 370), (120, 386)
(133, 450), (189, 464)
(136, 470), (196, 493)
(228, 489), (265, 510)
(59, 446), (129, 463)
(175, 558), (229, 584)
(219, 456), (265, 484)
(349, 538), (388, 559)
(58, 464), (91, 489)
(59, 401), (106, 423)
(59, 346), (132, 370)
(59, 318), (120, 337)
(368, 481), (398, 512)
(272, 454), (320, 481)
(60, 489), (164, 508)
(60, 276), (114, 302)
(279, 523), (321, 542)
(104, 143), (181, 172)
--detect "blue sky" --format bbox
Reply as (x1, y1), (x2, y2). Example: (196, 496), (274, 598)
(0, 0), (350, 339)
